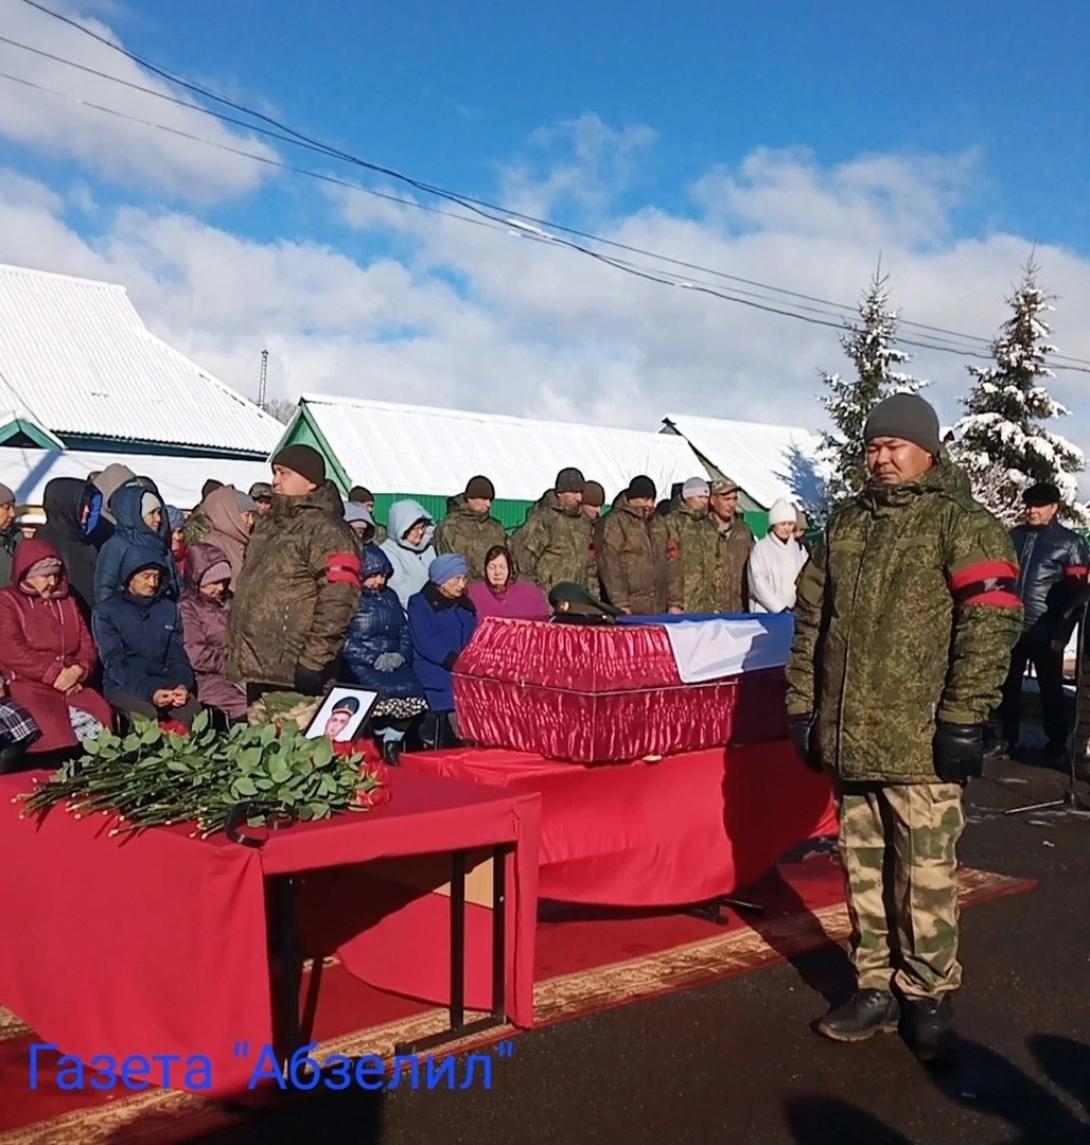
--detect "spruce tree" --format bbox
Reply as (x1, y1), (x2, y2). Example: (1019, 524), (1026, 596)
(818, 268), (925, 509)
(952, 260), (1085, 525)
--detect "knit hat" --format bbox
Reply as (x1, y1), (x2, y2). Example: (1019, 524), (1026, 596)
(769, 498), (796, 526)
(1023, 482), (1061, 507)
(249, 482), (273, 502)
(349, 486), (374, 504)
(140, 492), (161, 518)
(863, 393), (942, 455)
(555, 467), (586, 494)
(343, 502), (374, 526)
(465, 475), (496, 501)
(428, 553), (469, 585)
(627, 475), (657, 501)
(0, 483), (14, 506)
(272, 444), (325, 488)
(201, 558), (232, 586)
(795, 508), (809, 533)
(25, 556), (62, 580)
(165, 505), (186, 532)
(201, 479), (223, 502)
(233, 491), (256, 513)
(583, 480), (606, 508)
(682, 477), (710, 499)
(710, 478), (740, 496)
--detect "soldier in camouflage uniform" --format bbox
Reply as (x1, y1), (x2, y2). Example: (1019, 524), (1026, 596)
(510, 468), (595, 594)
(434, 476), (507, 581)
(666, 476), (720, 614)
(787, 393), (1021, 1060)
(708, 478), (755, 612)
(598, 476), (682, 615)
(227, 445), (362, 706)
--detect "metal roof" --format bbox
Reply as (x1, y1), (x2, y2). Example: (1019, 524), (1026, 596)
(0, 262), (281, 456)
(663, 413), (827, 509)
(293, 394), (706, 503)
(0, 445), (272, 519)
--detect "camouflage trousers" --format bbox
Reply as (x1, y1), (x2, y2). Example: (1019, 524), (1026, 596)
(837, 782), (965, 1000)
(246, 690), (321, 732)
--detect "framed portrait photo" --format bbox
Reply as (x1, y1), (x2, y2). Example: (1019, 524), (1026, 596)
(304, 686), (380, 743)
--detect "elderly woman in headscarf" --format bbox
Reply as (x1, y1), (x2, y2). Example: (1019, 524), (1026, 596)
(166, 505), (188, 579)
(93, 484), (179, 605)
(0, 539), (112, 755)
(197, 486), (255, 588)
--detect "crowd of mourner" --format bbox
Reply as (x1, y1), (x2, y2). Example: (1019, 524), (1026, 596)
(0, 425), (1084, 772)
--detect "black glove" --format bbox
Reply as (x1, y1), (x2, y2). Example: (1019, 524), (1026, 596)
(933, 721), (984, 785)
(293, 662), (329, 697)
(790, 714), (823, 773)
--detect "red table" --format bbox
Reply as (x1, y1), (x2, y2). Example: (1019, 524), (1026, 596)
(401, 741), (837, 907)
(0, 769), (540, 1097)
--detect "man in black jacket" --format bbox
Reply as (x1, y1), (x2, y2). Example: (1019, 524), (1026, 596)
(994, 482), (1090, 761)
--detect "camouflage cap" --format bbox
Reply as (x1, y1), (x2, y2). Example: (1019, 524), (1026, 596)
(555, 467), (587, 494)
(249, 482), (273, 501)
(548, 581), (621, 618)
(709, 478), (740, 496)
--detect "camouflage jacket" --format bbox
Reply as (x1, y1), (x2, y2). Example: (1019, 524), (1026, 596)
(183, 507), (212, 547)
(226, 482), (362, 687)
(599, 495), (681, 614)
(713, 515), (755, 613)
(667, 504), (719, 613)
(510, 491), (595, 593)
(786, 455), (1022, 784)
(434, 495), (507, 580)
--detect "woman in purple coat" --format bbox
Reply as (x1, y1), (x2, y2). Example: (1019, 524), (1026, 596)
(466, 546), (549, 621)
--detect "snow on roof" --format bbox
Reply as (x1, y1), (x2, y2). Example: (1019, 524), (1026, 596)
(0, 445), (272, 519)
(663, 413), (827, 509)
(296, 394), (704, 502)
(0, 262), (281, 455)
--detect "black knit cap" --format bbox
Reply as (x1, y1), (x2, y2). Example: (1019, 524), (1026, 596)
(1023, 482), (1061, 507)
(272, 444), (325, 487)
(349, 486), (374, 503)
(465, 475), (496, 500)
(627, 475), (657, 501)
(863, 393), (942, 455)
(555, 467), (586, 494)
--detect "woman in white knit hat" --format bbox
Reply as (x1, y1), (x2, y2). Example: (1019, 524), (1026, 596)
(747, 497), (809, 613)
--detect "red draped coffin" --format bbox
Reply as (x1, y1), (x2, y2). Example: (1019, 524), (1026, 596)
(452, 618), (788, 763)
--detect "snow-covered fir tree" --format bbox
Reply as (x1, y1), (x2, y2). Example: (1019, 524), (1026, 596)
(952, 261), (1086, 526)
(818, 269), (925, 509)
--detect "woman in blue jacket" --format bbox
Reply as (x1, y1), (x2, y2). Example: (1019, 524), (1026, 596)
(94, 483), (180, 605)
(92, 551), (200, 728)
(342, 544), (426, 763)
(407, 553), (477, 746)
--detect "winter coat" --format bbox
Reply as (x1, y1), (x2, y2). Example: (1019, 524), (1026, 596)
(434, 495), (508, 581)
(510, 491), (595, 594)
(227, 482), (361, 690)
(713, 514), (755, 613)
(1009, 519), (1090, 645)
(597, 495), (681, 615)
(748, 533), (809, 613)
(0, 539), (112, 753)
(341, 545), (425, 699)
(380, 500), (437, 609)
(198, 485), (252, 588)
(0, 524), (21, 589)
(94, 484), (180, 605)
(407, 582), (478, 712)
(93, 550), (194, 703)
(36, 477), (98, 618)
(466, 578), (550, 621)
(179, 543), (247, 718)
(666, 503), (719, 614)
(786, 454), (1022, 784)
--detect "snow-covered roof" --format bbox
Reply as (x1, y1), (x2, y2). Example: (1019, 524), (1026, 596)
(0, 446), (272, 520)
(293, 394), (704, 502)
(662, 413), (826, 509)
(0, 262), (281, 456)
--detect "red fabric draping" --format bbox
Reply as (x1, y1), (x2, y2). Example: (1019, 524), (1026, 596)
(401, 742), (837, 906)
(453, 618), (787, 762)
(0, 769), (540, 1097)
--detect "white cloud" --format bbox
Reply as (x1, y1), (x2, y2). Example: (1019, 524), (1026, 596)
(0, 0), (275, 202)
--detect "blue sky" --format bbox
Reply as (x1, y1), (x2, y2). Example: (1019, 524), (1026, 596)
(0, 0), (1088, 472)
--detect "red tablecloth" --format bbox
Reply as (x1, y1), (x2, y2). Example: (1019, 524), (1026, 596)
(401, 741), (836, 906)
(0, 769), (540, 1097)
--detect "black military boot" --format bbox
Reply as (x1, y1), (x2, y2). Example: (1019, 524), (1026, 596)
(901, 996), (952, 1062)
(815, 990), (900, 1042)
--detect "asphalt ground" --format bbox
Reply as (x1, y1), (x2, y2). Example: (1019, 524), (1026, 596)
(194, 746), (1090, 1145)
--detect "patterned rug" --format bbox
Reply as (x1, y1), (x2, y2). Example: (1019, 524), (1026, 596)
(0, 864), (1032, 1144)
